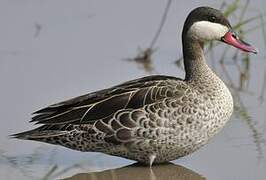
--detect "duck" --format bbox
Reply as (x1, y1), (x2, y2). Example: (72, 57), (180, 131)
(13, 6), (257, 166)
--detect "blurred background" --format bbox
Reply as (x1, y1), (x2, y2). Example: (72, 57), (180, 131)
(0, 0), (265, 179)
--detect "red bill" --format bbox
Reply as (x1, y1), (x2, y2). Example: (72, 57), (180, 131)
(221, 30), (257, 54)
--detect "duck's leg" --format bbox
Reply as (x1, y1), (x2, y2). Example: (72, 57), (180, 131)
(149, 154), (156, 168)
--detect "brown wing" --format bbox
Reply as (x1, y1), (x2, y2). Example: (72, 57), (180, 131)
(31, 75), (183, 125)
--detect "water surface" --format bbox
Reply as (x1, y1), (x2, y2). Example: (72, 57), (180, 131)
(0, 0), (265, 179)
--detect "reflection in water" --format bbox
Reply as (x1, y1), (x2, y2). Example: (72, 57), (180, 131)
(125, 0), (172, 73)
(259, 70), (266, 102)
(63, 163), (205, 180)
(34, 23), (42, 38)
(1, 147), (205, 180)
(125, 48), (155, 73)
(220, 57), (264, 159)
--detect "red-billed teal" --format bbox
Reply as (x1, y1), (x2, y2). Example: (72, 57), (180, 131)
(13, 7), (257, 166)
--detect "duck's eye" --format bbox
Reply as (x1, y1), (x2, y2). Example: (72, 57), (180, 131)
(208, 16), (216, 22)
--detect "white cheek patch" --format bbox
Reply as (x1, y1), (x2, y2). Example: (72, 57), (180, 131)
(188, 21), (229, 41)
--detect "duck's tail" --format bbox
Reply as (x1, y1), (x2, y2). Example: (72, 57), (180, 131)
(10, 124), (73, 146)
(11, 127), (68, 141)
(11, 125), (94, 152)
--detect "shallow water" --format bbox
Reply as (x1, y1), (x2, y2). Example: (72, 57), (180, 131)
(0, 0), (266, 179)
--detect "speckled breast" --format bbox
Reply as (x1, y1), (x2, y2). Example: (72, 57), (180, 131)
(103, 76), (234, 164)
(152, 75), (234, 162)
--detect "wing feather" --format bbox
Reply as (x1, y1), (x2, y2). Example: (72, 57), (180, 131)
(31, 75), (183, 125)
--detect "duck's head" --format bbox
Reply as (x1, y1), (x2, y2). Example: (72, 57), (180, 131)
(182, 6), (257, 54)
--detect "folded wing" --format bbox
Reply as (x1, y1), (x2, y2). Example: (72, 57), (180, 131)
(31, 75), (183, 125)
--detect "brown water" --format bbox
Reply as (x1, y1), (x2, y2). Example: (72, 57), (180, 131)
(0, 0), (265, 180)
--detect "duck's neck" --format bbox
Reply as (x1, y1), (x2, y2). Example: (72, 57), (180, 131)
(182, 35), (213, 81)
